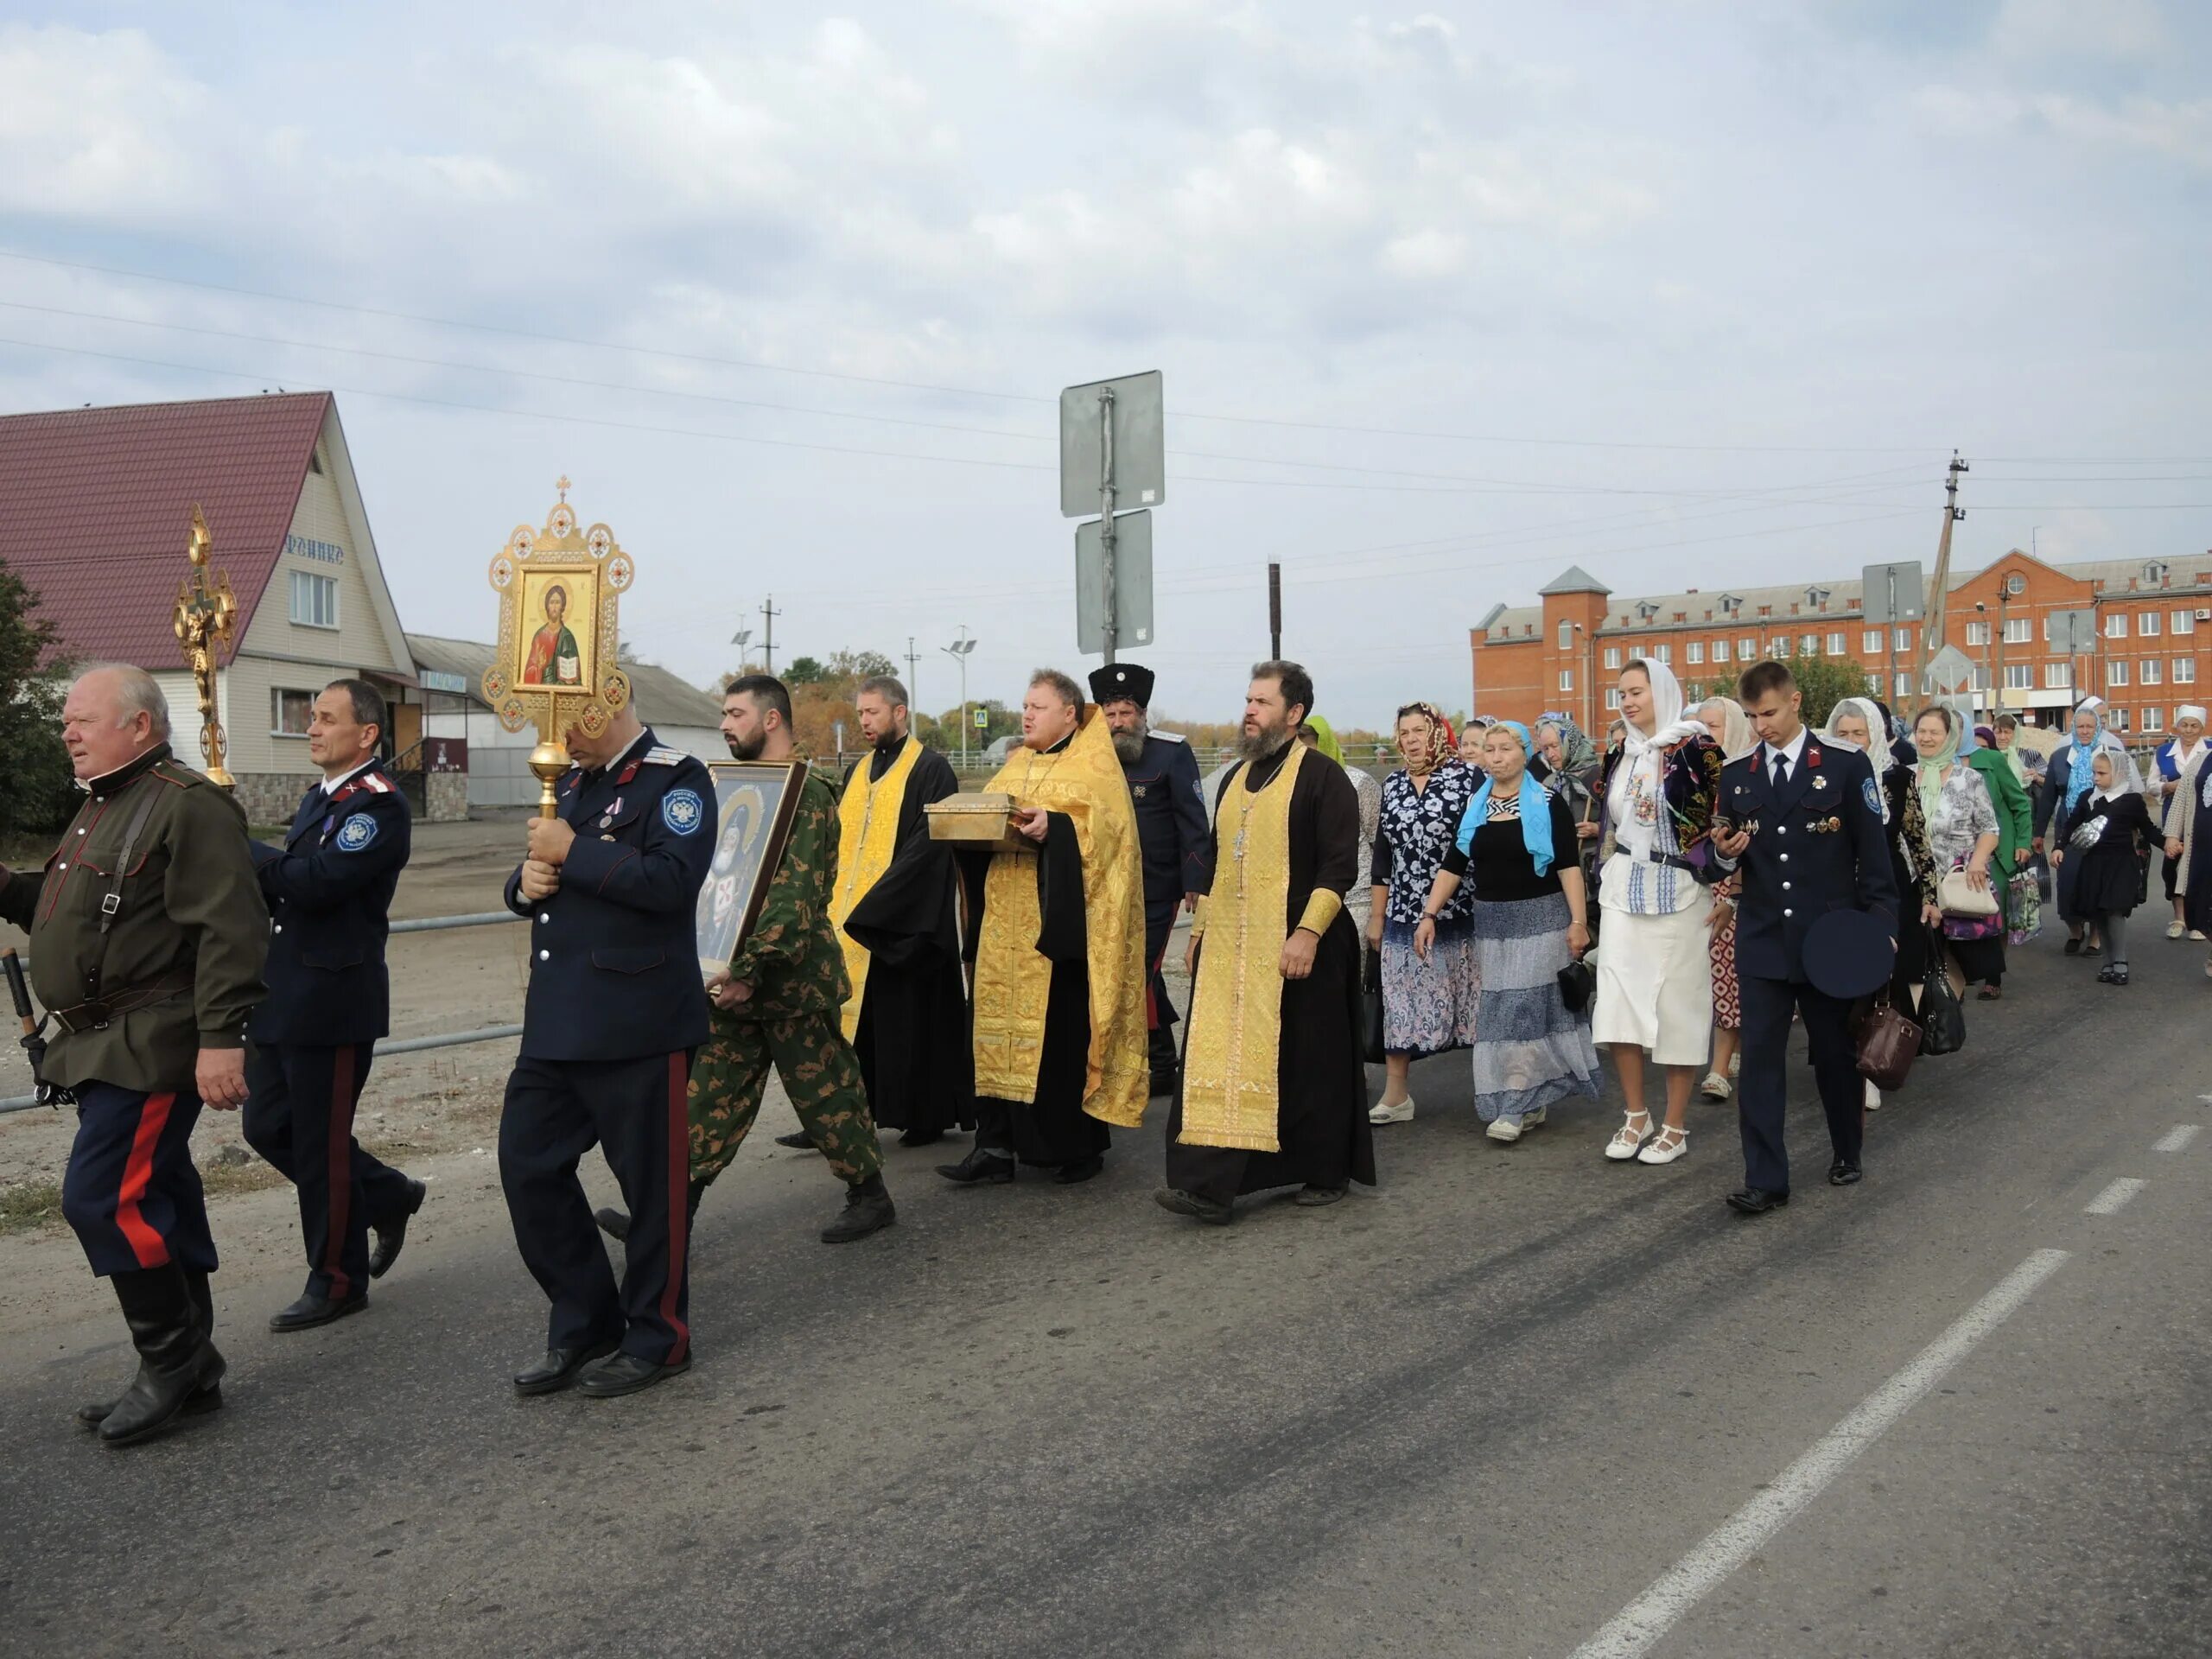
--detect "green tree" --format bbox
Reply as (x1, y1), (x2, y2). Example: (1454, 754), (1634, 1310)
(785, 655), (826, 685)
(0, 559), (76, 840)
(1684, 653), (1871, 728)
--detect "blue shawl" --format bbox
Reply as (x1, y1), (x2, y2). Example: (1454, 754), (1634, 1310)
(1457, 720), (1555, 878)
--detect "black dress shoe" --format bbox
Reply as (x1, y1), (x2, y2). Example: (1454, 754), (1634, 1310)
(1149, 1070), (1179, 1099)
(368, 1178), (427, 1279)
(1053, 1155), (1104, 1185)
(1294, 1184), (1348, 1208)
(1154, 1187), (1233, 1225)
(268, 1291), (368, 1332)
(936, 1147), (1015, 1185)
(1827, 1160), (1864, 1186)
(821, 1176), (897, 1243)
(575, 1349), (691, 1398)
(773, 1130), (814, 1150)
(1725, 1186), (1790, 1215)
(897, 1128), (945, 1148)
(512, 1338), (619, 1395)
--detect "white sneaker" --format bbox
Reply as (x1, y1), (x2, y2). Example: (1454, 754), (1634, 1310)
(1486, 1116), (1522, 1142)
(1728, 1051), (1741, 1078)
(1636, 1124), (1689, 1164)
(1370, 1096), (1416, 1125)
(1699, 1072), (1732, 1101)
(1864, 1079), (1881, 1111)
(2192, 930), (2209, 943)
(1522, 1106), (1547, 1130)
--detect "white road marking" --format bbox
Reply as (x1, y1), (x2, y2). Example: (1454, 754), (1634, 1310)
(1567, 1249), (2069, 1659)
(2153, 1124), (2200, 1154)
(2083, 1178), (2147, 1216)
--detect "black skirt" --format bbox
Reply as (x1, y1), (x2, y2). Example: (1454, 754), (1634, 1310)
(2071, 845), (2146, 917)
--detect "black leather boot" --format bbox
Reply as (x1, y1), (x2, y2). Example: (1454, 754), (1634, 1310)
(594, 1179), (704, 1245)
(820, 1174), (896, 1243)
(77, 1268), (221, 1429)
(97, 1263), (222, 1446)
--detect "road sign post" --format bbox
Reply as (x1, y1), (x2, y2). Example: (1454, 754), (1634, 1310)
(1861, 560), (1924, 705)
(1063, 371), (1164, 664)
(2048, 607), (2097, 709)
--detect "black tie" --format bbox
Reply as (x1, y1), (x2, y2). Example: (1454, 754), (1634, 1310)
(1772, 753), (1790, 789)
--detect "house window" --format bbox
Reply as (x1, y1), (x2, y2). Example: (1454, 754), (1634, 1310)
(2173, 608), (2197, 634)
(2143, 658), (2164, 684)
(1737, 637), (1756, 662)
(2106, 613), (2128, 639)
(1687, 640), (1705, 665)
(1965, 621), (1990, 645)
(289, 571), (340, 630)
(2142, 708), (2163, 733)
(1862, 629), (1882, 653)
(1654, 644), (1672, 664)
(2044, 662), (2073, 689)
(1605, 686), (1621, 710)
(2107, 659), (2129, 687)
(271, 688), (315, 736)
(1711, 637), (1728, 662)
(1894, 672), (1911, 698)
(1556, 621), (1573, 650)
(1798, 634), (1819, 656)
(1865, 673), (1882, 696)
(2140, 611), (2162, 636)
(2177, 658), (2198, 684)
(2003, 617), (2032, 644)
(1559, 669), (1573, 692)
(2005, 664), (2032, 690)
(2109, 707), (2133, 733)
(1826, 632), (1846, 655)
(1603, 646), (1621, 671)
(1893, 626), (1913, 652)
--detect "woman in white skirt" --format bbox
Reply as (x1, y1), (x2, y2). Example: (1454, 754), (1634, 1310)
(1590, 658), (1726, 1165)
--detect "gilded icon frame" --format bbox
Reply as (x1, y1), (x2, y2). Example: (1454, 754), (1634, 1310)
(694, 760), (810, 981)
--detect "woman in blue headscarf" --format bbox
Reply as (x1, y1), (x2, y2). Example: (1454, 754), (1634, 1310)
(1413, 721), (1600, 1141)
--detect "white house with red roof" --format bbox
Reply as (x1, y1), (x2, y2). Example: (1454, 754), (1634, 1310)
(0, 391), (451, 822)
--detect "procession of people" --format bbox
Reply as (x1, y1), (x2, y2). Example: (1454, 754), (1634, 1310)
(7, 645), (2208, 1442)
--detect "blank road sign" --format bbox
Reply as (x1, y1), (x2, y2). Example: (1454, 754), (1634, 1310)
(1075, 511), (1155, 653)
(1060, 371), (1166, 518)
(1860, 561), (1924, 626)
(2048, 608), (2097, 656)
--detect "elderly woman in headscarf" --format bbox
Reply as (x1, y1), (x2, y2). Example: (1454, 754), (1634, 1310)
(1414, 720), (1601, 1141)
(1914, 703), (2004, 995)
(1824, 696), (1938, 1109)
(2033, 697), (2142, 954)
(1591, 658), (1725, 1166)
(2161, 713), (2212, 977)
(1458, 715), (1495, 775)
(1692, 695), (1756, 1103)
(2151, 703), (2209, 941)
(1300, 715), (1383, 939)
(1535, 712), (1601, 808)
(1961, 721), (2033, 991)
(1367, 702), (1480, 1124)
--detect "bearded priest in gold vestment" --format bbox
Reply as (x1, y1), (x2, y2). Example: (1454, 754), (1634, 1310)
(935, 669), (1148, 1187)
(1156, 661), (1373, 1225)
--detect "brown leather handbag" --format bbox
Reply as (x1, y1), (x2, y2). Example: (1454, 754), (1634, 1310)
(1853, 989), (1919, 1090)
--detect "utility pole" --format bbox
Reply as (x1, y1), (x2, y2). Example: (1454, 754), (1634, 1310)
(1916, 452), (1969, 687)
(1268, 563), (1282, 659)
(904, 636), (920, 724)
(760, 594), (779, 675)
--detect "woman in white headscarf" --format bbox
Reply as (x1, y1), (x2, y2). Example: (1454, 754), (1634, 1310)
(1693, 696), (1756, 1103)
(1590, 658), (1726, 1165)
(2032, 697), (2141, 954)
(2151, 703), (2209, 940)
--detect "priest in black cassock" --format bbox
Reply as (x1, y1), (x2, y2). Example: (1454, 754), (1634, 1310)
(936, 669), (1149, 1188)
(1157, 661), (1374, 1225)
(818, 675), (976, 1148)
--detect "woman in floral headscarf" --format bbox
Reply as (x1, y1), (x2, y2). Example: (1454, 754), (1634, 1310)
(1368, 702), (1480, 1124)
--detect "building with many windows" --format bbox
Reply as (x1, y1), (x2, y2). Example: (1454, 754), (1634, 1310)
(0, 392), (438, 822)
(1471, 551), (2212, 736)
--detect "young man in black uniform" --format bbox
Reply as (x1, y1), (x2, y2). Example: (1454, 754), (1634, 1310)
(244, 680), (424, 1330)
(1090, 663), (1211, 1096)
(498, 702), (715, 1398)
(1711, 660), (1898, 1215)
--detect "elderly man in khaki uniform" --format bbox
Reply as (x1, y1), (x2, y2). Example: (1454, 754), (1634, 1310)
(0, 664), (267, 1446)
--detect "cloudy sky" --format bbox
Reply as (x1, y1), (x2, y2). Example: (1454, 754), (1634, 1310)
(2, 1), (2208, 728)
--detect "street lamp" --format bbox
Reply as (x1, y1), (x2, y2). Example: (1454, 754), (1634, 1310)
(941, 626), (979, 768)
(730, 626), (753, 667)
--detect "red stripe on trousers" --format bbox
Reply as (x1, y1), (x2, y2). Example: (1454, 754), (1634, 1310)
(114, 1091), (176, 1268)
(660, 1052), (690, 1364)
(322, 1046), (357, 1302)
(1145, 937), (1169, 1030)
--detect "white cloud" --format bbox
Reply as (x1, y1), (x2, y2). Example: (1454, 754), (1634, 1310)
(1989, 0), (2167, 63)
(1916, 83), (2212, 170)
(0, 25), (213, 218)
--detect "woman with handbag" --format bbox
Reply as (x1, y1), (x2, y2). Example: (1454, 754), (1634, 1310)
(1913, 705), (2004, 997)
(1824, 698), (1940, 1108)
(2163, 725), (2212, 979)
(1414, 721), (1600, 1143)
(2053, 749), (2156, 986)
(1590, 658), (1725, 1166)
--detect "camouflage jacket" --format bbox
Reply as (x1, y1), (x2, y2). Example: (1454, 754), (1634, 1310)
(721, 769), (849, 1020)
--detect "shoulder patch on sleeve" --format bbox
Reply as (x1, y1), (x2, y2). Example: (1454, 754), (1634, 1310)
(661, 786), (706, 835)
(643, 746), (688, 766)
(334, 812), (379, 851)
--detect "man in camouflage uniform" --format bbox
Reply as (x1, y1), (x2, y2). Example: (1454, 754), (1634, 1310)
(598, 674), (894, 1245)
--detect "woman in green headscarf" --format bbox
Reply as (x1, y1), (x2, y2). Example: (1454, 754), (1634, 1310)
(1300, 715), (1382, 938)
(1300, 714), (1345, 764)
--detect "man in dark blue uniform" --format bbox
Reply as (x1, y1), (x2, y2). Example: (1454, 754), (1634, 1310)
(1090, 663), (1211, 1097)
(1712, 659), (1897, 1215)
(243, 679), (424, 1332)
(498, 702), (715, 1398)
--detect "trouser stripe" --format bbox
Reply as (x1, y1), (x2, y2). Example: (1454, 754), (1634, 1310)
(660, 1051), (690, 1363)
(114, 1091), (177, 1268)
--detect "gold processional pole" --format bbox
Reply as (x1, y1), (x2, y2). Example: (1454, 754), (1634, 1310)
(174, 503), (238, 790)
(483, 477), (635, 818)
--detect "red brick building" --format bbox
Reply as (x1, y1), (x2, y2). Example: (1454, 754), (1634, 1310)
(1471, 551), (2212, 736)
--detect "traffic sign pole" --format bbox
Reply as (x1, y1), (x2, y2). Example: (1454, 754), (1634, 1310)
(1099, 384), (1118, 664)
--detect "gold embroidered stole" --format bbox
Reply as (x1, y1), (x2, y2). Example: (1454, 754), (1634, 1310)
(970, 706), (1149, 1127)
(1179, 741), (1306, 1152)
(829, 734), (922, 1042)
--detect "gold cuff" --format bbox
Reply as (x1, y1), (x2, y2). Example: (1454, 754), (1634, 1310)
(1190, 894), (1210, 940)
(1295, 889), (1344, 937)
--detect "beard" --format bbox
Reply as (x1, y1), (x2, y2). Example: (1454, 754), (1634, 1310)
(726, 731), (765, 762)
(1236, 715), (1292, 763)
(871, 724), (906, 753)
(1110, 719), (1147, 765)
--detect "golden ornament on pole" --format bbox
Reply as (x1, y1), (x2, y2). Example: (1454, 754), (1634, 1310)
(173, 502), (238, 789)
(483, 478), (635, 817)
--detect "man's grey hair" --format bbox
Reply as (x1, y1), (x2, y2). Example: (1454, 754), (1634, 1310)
(79, 663), (171, 741)
(857, 675), (909, 709)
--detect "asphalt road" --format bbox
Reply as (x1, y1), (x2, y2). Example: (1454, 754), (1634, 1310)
(0, 935), (2204, 1659)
